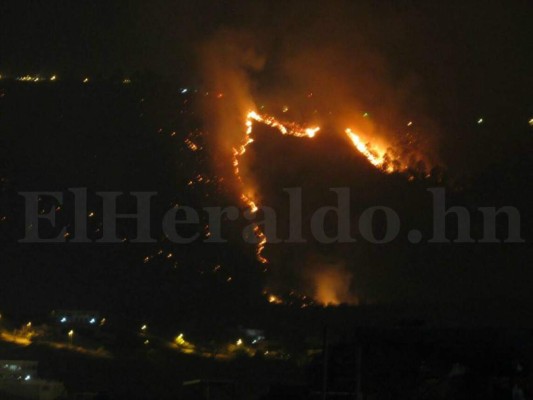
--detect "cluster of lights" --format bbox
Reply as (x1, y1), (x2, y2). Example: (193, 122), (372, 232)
(0, 73), (143, 84)
(1, 316), (277, 361)
(12, 75), (57, 82)
(17, 75), (43, 82)
(169, 332), (267, 357)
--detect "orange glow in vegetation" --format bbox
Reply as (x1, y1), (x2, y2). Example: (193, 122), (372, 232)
(267, 294), (283, 304)
(232, 111), (320, 264)
(313, 268), (358, 306)
(345, 128), (398, 173)
(247, 111), (319, 138)
(234, 111), (410, 265)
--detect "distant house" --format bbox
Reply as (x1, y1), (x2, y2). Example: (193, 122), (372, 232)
(0, 360), (66, 400)
(0, 360), (38, 381)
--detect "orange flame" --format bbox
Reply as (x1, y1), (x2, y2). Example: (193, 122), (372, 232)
(313, 268), (358, 306)
(345, 128), (401, 173)
(247, 111), (319, 138)
(233, 111), (320, 264)
(234, 111), (413, 265)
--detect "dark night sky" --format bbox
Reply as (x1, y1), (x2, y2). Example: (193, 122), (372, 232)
(1, 1), (532, 83)
(1, 0), (532, 168)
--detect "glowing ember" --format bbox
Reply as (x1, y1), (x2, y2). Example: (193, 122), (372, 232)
(267, 294), (283, 304)
(254, 225), (268, 264)
(184, 138), (199, 151)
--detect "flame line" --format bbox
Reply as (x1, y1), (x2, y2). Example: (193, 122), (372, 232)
(345, 128), (402, 173)
(234, 112), (408, 264)
(233, 111), (319, 264)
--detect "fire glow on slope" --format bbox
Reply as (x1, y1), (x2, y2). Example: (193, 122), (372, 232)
(345, 128), (403, 173)
(233, 111), (320, 264)
(313, 267), (358, 306)
(234, 111), (407, 266)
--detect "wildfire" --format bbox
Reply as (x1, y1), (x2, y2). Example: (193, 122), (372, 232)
(234, 111), (412, 264)
(233, 111), (320, 264)
(313, 267), (358, 306)
(226, 103), (429, 273)
(247, 111), (319, 138)
(345, 128), (400, 173)
(254, 225), (268, 264)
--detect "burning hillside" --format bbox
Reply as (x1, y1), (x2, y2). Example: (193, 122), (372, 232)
(195, 30), (436, 306)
